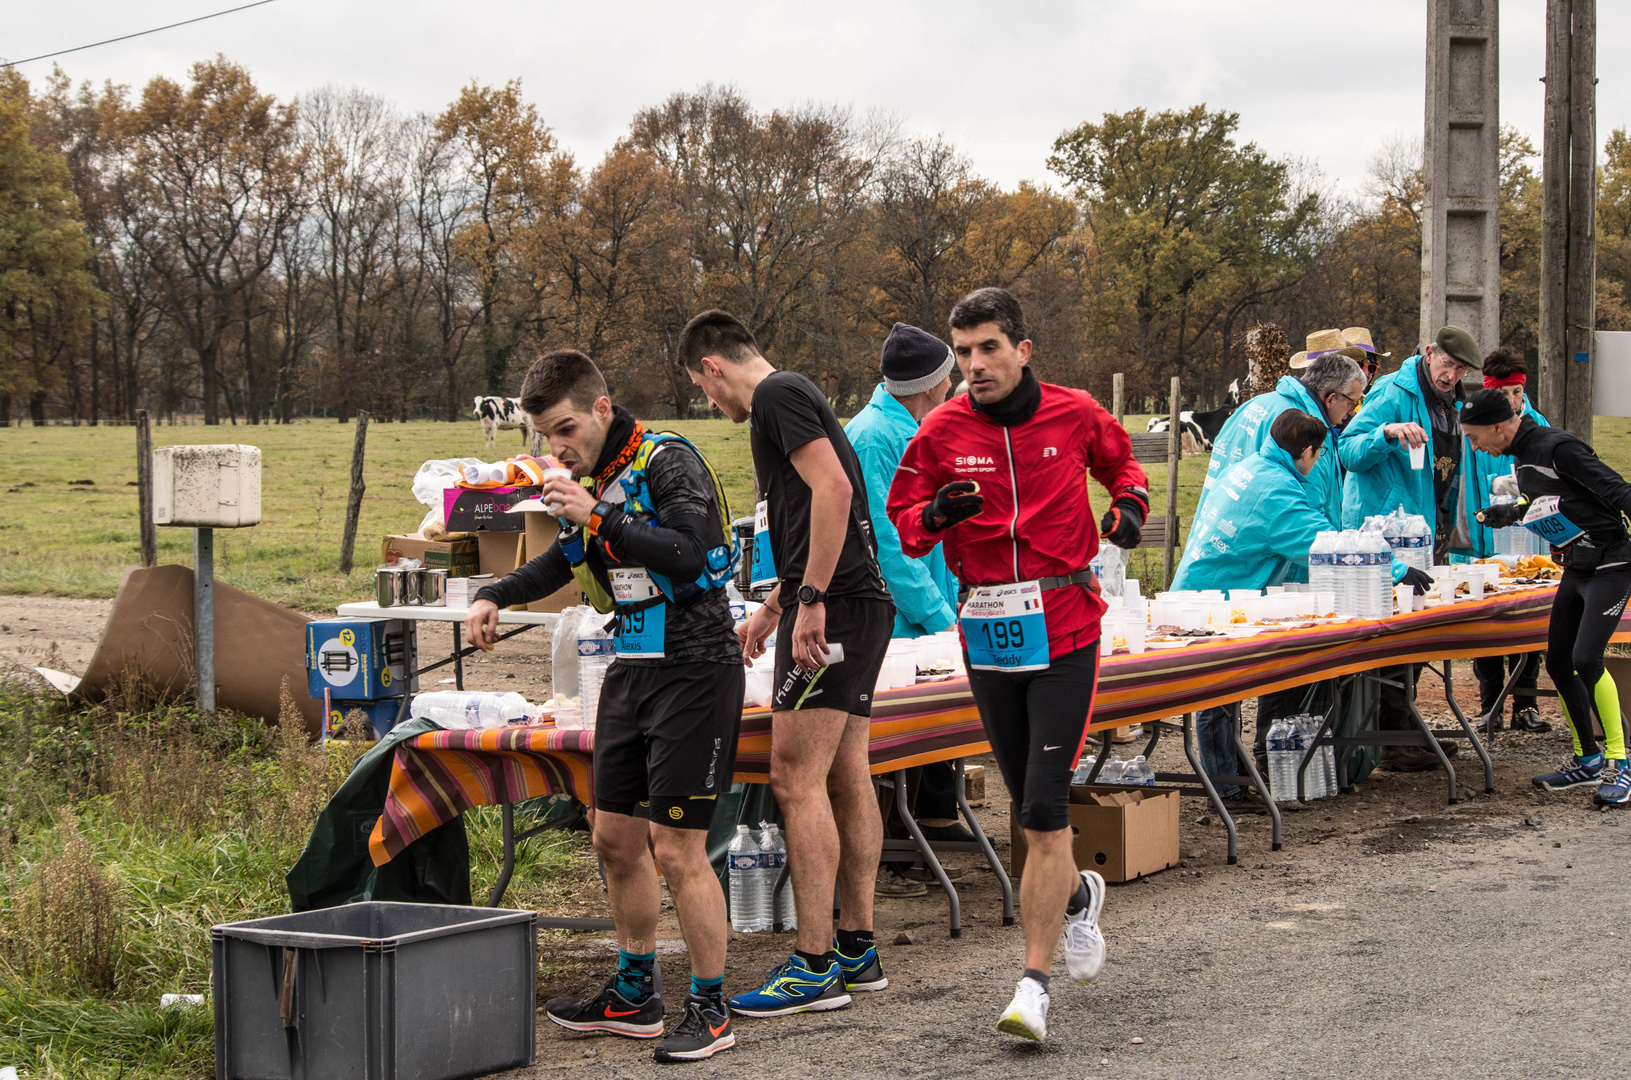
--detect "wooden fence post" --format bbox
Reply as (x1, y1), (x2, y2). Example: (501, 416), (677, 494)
(136, 410), (157, 568)
(339, 411), (369, 574)
(1112, 373), (1125, 426)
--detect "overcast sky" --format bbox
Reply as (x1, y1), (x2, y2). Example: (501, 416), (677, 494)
(7, 1), (1629, 196)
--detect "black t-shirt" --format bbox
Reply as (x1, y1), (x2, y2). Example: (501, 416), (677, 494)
(749, 371), (890, 601)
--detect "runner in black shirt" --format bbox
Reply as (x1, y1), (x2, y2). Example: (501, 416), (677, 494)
(680, 309), (895, 1018)
(464, 349), (740, 1063)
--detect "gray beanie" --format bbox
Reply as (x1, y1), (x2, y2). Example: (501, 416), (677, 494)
(881, 322), (956, 396)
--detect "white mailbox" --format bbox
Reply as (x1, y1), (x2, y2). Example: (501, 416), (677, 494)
(152, 444), (262, 528)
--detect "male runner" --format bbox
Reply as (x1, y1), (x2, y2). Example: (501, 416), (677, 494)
(887, 287), (1149, 1041)
(1464, 388), (1631, 805)
(464, 349), (742, 1062)
(678, 309), (895, 1017)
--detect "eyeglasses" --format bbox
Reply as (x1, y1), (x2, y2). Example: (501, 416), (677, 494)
(1330, 391), (1362, 408)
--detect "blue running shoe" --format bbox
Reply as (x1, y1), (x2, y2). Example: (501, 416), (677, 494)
(1533, 754), (1604, 791)
(834, 943), (888, 992)
(728, 955), (851, 1018)
(1596, 760), (1631, 805)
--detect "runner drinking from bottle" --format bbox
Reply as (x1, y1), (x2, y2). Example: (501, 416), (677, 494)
(887, 287), (1150, 1042)
(1462, 388), (1631, 805)
(464, 349), (743, 1062)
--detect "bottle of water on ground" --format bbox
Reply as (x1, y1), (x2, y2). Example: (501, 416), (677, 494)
(576, 617), (615, 730)
(1097, 754), (1125, 784)
(409, 690), (530, 729)
(757, 822), (793, 930)
(1266, 718), (1291, 801)
(1072, 754), (1097, 785)
(1121, 755), (1155, 786)
(728, 825), (766, 932)
(1295, 715), (1328, 799)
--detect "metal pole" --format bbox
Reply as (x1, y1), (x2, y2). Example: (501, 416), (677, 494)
(194, 527), (215, 712)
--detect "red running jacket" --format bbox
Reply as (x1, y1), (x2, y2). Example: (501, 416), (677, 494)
(887, 383), (1149, 660)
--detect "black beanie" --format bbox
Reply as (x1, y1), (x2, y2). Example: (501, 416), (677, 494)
(880, 322), (956, 396)
(1461, 387), (1516, 425)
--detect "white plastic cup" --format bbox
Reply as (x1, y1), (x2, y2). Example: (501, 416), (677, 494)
(1179, 604), (1206, 632)
(1316, 591), (1336, 616)
(1100, 631), (1115, 657)
(1394, 584), (1411, 614)
(1294, 592), (1316, 616)
(1409, 443), (1426, 470)
(1207, 600), (1232, 627)
(1125, 578), (1142, 599)
(1125, 619), (1147, 655)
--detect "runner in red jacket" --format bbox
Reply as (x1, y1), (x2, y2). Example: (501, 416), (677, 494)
(887, 287), (1149, 1044)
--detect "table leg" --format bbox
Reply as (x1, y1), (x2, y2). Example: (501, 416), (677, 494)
(894, 768), (961, 938)
(453, 622), (464, 691)
(1404, 665), (1459, 804)
(1435, 659), (1495, 794)
(1233, 703), (1281, 851)
(488, 801), (518, 907)
(393, 622), (418, 727)
(772, 862), (791, 933)
(1182, 712), (1237, 865)
(956, 758), (1014, 926)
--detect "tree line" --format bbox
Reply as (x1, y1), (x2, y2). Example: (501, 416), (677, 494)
(3, 56), (1630, 427)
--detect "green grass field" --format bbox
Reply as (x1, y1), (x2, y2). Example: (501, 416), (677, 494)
(4, 414), (1629, 612)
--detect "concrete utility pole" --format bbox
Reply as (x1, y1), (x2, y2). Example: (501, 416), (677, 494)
(1539, 0), (1597, 439)
(1420, 0), (1501, 359)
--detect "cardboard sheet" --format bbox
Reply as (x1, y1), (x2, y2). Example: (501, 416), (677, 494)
(73, 565), (322, 739)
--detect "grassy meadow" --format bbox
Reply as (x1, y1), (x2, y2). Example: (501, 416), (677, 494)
(6, 413), (1628, 613)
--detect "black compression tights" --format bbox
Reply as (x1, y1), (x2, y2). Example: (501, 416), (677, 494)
(1545, 566), (1631, 760)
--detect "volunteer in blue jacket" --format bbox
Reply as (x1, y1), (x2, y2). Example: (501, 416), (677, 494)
(1339, 324), (1479, 771)
(844, 322), (971, 895)
(1199, 352), (1367, 547)
(1176, 410), (1433, 801)
(1457, 346), (1552, 734)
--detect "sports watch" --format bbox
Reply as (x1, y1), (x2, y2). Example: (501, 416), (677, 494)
(796, 584), (828, 606)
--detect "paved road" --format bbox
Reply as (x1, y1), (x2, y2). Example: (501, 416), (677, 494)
(506, 732), (1617, 1080)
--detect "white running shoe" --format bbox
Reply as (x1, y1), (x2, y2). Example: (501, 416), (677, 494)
(996, 976), (1050, 1042)
(1063, 869), (1106, 983)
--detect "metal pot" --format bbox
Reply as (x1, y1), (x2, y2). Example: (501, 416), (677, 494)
(416, 567), (448, 607)
(375, 567), (408, 607)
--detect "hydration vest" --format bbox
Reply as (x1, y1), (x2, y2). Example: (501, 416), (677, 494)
(566, 432), (740, 614)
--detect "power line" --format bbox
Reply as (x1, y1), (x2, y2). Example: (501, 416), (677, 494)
(2, 0), (279, 68)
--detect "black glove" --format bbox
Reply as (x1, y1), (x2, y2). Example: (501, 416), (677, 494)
(1475, 498), (1528, 529)
(1099, 495), (1147, 549)
(1400, 566), (1435, 595)
(922, 481), (984, 533)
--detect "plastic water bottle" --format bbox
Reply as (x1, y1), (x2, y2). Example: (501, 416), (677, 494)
(1316, 715), (1339, 797)
(1401, 511), (1433, 571)
(1333, 531), (1362, 618)
(408, 690), (531, 729)
(576, 617), (615, 730)
(1382, 512), (1404, 570)
(1072, 754), (1097, 785)
(1376, 531), (1397, 615)
(1308, 531), (1338, 598)
(1122, 755), (1155, 786)
(1363, 530), (1392, 618)
(1266, 718), (1291, 801)
(1295, 716), (1327, 799)
(1097, 754), (1126, 784)
(757, 822), (793, 930)
(728, 825), (766, 932)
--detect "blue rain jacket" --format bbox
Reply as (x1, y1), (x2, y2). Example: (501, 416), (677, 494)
(844, 384), (958, 637)
(1199, 375), (1344, 531)
(1175, 442), (1410, 593)
(1337, 355), (1473, 557)
(1455, 399), (1549, 560)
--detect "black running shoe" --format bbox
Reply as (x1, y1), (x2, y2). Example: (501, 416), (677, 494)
(653, 994), (735, 1063)
(545, 974), (663, 1038)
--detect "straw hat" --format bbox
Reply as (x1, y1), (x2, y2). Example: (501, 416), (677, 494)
(1289, 328), (1367, 370)
(1340, 327), (1391, 359)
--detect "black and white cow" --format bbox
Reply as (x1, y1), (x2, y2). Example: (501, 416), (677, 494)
(473, 396), (536, 450)
(1145, 379), (1241, 451)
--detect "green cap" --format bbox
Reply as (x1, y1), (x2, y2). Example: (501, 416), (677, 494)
(1434, 325), (1482, 370)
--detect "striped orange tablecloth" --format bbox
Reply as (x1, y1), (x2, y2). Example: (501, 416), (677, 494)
(370, 586), (1618, 864)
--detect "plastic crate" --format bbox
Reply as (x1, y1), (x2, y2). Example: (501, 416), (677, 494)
(213, 902), (535, 1080)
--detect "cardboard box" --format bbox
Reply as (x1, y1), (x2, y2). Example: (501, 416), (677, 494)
(442, 485), (540, 532)
(326, 698), (400, 740)
(1009, 785), (1179, 883)
(306, 618), (408, 701)
(381, 534), (479, 578)
(963, 764), (986, 807)
(520, 509), (584, 613)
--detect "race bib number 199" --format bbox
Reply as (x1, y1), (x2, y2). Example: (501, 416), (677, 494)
(959, 581), (1050, 672)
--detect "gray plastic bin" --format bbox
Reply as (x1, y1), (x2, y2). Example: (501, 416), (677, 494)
(212, 902), (536, 1080)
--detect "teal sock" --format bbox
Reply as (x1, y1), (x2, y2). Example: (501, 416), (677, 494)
(615, 949), (655, 1003)
(690, 974), (724, 1005)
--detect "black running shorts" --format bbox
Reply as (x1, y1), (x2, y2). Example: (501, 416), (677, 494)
(771, 597), (894, 716)
(593, 660), (744, 830)
(965, 644), (1099, 832)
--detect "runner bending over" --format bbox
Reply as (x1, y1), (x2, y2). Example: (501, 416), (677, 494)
(1464, 388), (1631, 805)
(465, 349), (743, 1062)
(887, 287), (1149, 1042)
(679, 309), (896, 1018)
